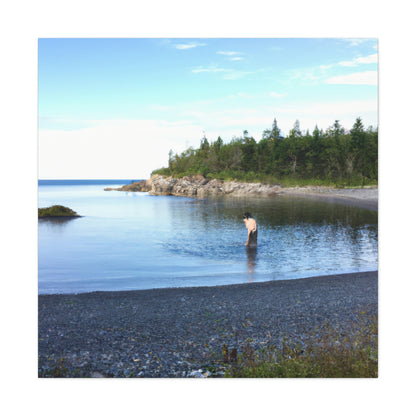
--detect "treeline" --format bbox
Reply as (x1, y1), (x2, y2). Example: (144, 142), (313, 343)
(152, 118), (378, 186)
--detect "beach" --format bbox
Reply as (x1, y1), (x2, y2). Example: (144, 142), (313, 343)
(281, 186), (378, 211)
(38, 271), (377, 377)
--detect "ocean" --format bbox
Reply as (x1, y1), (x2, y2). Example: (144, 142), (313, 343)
(38, 180), (378, 294)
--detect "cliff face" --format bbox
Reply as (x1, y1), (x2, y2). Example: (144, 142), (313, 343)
(106, 175), (284, 198)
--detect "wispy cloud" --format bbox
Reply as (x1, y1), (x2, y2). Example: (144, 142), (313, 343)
(173, 42), (206, 50)
(290, 69), (321, 85)
(191, 66), (231, 74)
(291, 52), (378, 86)
(319, 53), (378, 71)
(217, 50), (244, 61)
(339, 53), (378, 67)
(217, 51), (240, 56)
(191, 65), (252, 80)
(324, 71), (377, 85)
(341, 38), (376, 47)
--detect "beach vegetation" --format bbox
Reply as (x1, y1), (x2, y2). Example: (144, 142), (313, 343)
(223, 309), (378, 378)
(152, 117), (378, 188)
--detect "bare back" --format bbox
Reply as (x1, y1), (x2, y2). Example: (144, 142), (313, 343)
(244, 218), (257, 232)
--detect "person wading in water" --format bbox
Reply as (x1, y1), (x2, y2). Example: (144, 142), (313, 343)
(243, 212), (257, 246)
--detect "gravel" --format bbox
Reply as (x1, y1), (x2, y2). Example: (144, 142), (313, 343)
(38, 271), (377, 378)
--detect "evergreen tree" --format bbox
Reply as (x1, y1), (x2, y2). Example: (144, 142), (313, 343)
(240, 132), (257, 172)
(288, 119), (302, 139)
(326, 120), (345, 138)
(271, 117), (281, 140)
(152, 117), (377, 185)
(213, 136), (223, 154)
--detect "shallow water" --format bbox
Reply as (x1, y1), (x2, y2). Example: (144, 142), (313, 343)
(38, 181), (378, 294)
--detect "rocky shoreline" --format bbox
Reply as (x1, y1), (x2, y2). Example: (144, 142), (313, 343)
(105, 175), (378, 211)
(38, 271), (377, 378)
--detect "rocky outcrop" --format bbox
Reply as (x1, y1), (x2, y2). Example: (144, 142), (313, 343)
(105, 174), (285, 198)
(104, 180), (152, 193)
(38, 205), (82, 218)
(104, 175), (378, 209)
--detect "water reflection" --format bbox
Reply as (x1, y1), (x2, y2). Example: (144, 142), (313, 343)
(246, 246), (257, 279)
(160, 194), (378, 281)
(203, 195), (378, 228)
(38, 217), (81, 229)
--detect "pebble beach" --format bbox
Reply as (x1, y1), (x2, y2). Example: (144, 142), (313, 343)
(38, 271), (377, 378)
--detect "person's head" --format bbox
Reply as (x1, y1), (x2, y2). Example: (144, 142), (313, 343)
(243, 212), (252, 220)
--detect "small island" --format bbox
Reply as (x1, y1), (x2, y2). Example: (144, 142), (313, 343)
(38, 205), (82, 218)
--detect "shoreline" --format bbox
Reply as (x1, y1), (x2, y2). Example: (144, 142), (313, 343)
(39, 269), (377, 297)
(39, 271), (378, 378)
(106, 175), (378, 211)
(280, 187), (378, 211)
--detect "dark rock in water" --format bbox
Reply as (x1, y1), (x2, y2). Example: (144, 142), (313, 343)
(38, 205), (82, 218)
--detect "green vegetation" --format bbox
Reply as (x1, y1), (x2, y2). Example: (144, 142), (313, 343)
(38, 205), (80, 218)
(152, 118), (378, 187)
(224, 310), (378, 378)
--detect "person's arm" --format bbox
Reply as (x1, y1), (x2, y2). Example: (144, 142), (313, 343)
(245, 228), (251, 246)
(243, 219), (249, 245)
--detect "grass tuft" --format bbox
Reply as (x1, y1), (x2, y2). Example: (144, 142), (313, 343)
(224, 310), (378, 378)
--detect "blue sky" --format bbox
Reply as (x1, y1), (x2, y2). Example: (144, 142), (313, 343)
(38, 38), (378, 179)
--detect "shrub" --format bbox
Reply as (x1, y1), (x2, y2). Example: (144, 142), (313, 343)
(38, 205), (80, 218)
(225, 310), (378, 378)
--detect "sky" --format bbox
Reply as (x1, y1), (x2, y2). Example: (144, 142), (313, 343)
(38, 38), (378, 179)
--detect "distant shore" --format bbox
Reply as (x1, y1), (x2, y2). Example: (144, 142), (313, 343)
(281, 186), (378, 211)
(39, 271), (377, 378)
(105, 175), (378, 211)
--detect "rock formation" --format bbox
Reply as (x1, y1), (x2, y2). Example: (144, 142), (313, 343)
(38, 205), (82, 218)
(105, 174), (284, 198)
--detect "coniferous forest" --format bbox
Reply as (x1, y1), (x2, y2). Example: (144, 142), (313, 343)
(153, 117), (378, 187)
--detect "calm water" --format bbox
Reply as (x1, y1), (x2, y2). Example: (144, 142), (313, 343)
(38, 180), (378, 294)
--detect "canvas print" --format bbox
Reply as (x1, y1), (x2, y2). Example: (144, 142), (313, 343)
(38, 38), (378, 378)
